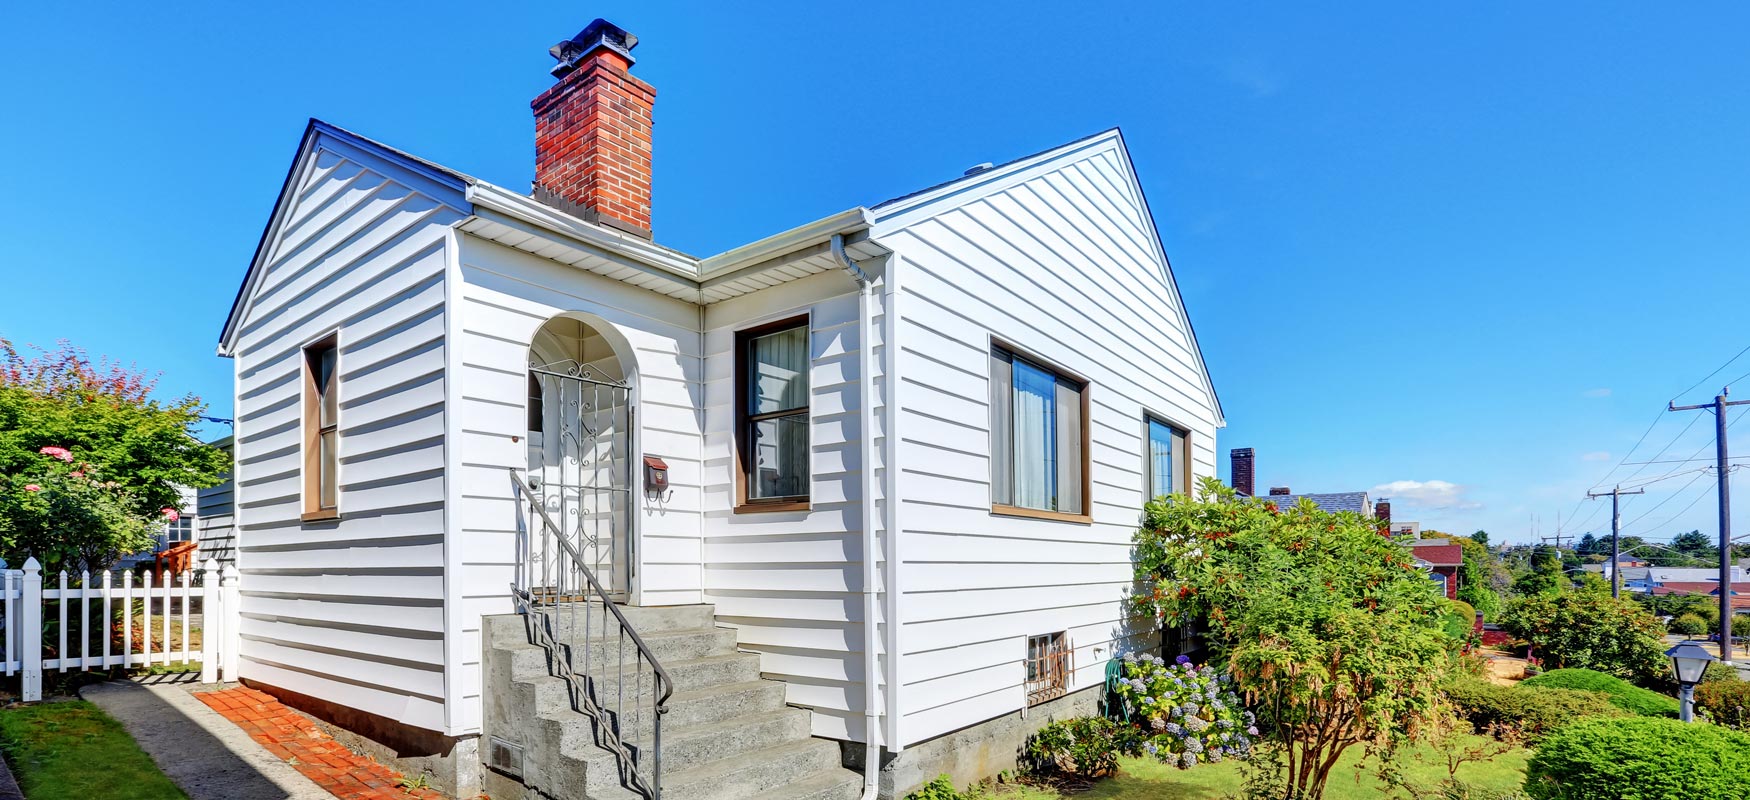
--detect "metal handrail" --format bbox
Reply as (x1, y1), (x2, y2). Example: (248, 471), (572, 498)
(511, 469), (672, 797)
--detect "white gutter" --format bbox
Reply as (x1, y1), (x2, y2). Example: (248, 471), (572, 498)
(833, 232), (882, 800)
(702, 208), (871, 279)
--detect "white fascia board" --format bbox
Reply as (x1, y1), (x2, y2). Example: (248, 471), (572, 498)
(464, 181), (703, 280)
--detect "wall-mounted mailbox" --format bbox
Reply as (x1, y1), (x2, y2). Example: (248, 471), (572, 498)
(643, 455), (670, 496)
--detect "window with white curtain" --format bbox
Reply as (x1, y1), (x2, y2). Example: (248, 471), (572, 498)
(737, 317), (811, 508)
(1146, 415), (1189, 501)
(990, 346), (1087, 518)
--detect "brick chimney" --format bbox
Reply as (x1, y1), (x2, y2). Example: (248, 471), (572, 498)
(1376, 500), (1392, 528)
(1230, 448), (1255, 497)
(1269, 487), (1292, 496)
(532, 19), (655, 238)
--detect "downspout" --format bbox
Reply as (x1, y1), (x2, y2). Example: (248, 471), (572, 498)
(832, 232), (882, 800)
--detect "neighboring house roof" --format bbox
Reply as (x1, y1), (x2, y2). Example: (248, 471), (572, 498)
(1409, 544), (1464, 568)
(1262, 492), (1371, 515)
(218, 121), (1227, 423)
(1651, 581), (1743, 596)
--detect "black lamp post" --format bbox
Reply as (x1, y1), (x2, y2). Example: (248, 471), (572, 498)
(1667, 640), (1716, 722)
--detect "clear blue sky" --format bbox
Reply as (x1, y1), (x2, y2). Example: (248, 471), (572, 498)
(4, 2), (1749, 544)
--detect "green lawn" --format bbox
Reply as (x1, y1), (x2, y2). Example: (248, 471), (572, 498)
(992, 737), (1528, 799)
(0, 700), (186, 800)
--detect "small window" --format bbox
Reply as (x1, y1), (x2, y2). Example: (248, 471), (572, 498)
(303, 336), (339, 519)
(164, 513), (195, 544)
(990, 345), (1088, 520)
(1025, 632), (1071, 706)
(527, 372), (545, 434)
(735, 316), (810, 511)
(1145, 416), (1189, 501)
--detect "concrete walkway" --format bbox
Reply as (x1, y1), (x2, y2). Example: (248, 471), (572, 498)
(80, 677), (330, 800)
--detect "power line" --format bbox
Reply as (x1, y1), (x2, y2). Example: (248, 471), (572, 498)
(1672, 343), (1750, 405)
(1619, 470), (1714, 535)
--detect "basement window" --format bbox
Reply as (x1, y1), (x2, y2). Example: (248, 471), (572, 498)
(1025, 632), (1071, 706)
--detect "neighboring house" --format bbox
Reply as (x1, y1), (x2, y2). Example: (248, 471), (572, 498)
(1227, 447), (1378, 517)
(196, 436), (236, 567)
(1225, 449), (1458, 597)
(1650, 581), (1750, 614)
(1406, 540), (1463, 601)
(115, 485), (199, 570)
(214, 19), (1222, 799)
(1622, 566), (1750, 594)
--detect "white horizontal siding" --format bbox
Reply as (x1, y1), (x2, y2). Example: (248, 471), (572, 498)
(700, 270), (889, 743)
(230, 139), (464, 736)
(452, 234), (705, 735)
(877, 135), (1219, 747)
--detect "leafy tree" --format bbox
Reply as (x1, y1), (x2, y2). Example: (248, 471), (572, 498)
(0, 339), (225, 571)
(1576, 532), (1599, 556)
(1511, 545), (1565, 597)
(1669, 529), (1718, 562)
(1501, 593), (1668, 684)
(1134, 479), (1455, 799)
(1469, 530), (1489, 547)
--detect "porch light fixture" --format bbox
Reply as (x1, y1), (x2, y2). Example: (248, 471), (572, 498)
(1666, 640), (1716, 722)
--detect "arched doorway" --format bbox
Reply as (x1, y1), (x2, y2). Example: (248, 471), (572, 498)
(527, 315), (634, 600)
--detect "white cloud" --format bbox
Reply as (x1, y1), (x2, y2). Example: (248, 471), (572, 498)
(1371, 479), (1482, 511)
(1583, 388), (1612, 398)
(1581, 451), (1612, 462)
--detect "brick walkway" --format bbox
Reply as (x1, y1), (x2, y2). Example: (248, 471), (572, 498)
(193, 687), (445, 800)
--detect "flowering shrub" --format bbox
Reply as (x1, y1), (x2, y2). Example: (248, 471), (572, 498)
(1113, 653), (1253, 769)
(1, 339), (227, 571)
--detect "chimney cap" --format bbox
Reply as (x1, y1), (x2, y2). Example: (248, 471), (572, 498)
(550, 18), (638, 77)
(1231, 447), (1254, 457)
(1269, 487), (1292, 496)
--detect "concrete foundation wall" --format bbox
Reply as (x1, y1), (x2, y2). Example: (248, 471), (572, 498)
(843, 684), (1101, 799)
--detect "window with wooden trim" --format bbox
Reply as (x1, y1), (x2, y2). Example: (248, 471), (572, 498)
(735, 316), (810, 512)
(1025, 632), (1071, 706)
(990, 345), (1089, 521)
(1145, 415), (1190, 501)
(302, 336), (339, 520)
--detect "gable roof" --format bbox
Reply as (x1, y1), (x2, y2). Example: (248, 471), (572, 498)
(869, 128), (1224, 426)
(217, 120), (472, 355)
(1262, 491), (1371, 515)
(1410, 544), (1464, 567)
(221, 119), (1219, 419)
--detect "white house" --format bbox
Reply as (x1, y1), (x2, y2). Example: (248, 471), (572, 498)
(216, 19), (1222, 799)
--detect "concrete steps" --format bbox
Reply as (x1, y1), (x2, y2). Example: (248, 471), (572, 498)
(483, 607), (861, 800)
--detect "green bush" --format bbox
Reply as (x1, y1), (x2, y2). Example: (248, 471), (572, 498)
(1702, 661), (1740, 684)
(1501, 593), (1667, 682)
(1519, 668), (1679, 718)
(1736, 615), (1750, 638)
(1669, 613), (1707, 636)
(1022, 717), (1138, 778)
(1695, 679), (1750, 731)
(1443, 677), (1625, 741)
(1524, 717), (1750, 799)
(903, 775), (984, 800)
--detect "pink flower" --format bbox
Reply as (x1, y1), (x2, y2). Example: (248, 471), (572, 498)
(23, 484), (41, 492)
(161, 507), (180, 521)
(68, 471), (84, 479)
(38, 446), (73, 463)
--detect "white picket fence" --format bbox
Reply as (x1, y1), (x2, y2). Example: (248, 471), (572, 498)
(0, 557), (242, 701)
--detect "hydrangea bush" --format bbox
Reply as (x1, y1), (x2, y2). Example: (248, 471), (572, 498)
(1114, 653), (1254, 769)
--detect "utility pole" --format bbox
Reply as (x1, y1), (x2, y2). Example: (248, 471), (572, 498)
(1670, 386), (1750, 663)
(1588, 486), (1645, 598)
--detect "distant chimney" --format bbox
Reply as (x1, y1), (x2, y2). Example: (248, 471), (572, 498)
(1376, 501), (1392, 527)
(1230, 448), (1254, 497)
(1269, 487), (1292, 496)
(533, 19), (655, 238)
